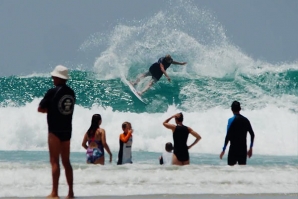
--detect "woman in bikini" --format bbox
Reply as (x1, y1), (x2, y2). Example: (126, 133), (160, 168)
(82, 114), (112, 165)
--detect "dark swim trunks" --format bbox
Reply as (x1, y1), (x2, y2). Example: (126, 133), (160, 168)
(149, 63), (163, 80)
(228, 146), (247, 165)
(50, 131), (72, 142)
(148, 57), (173, 81)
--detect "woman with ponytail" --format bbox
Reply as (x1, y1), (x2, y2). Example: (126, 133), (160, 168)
(82, 114), (112, 165)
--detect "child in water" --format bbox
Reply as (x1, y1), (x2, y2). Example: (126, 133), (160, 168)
(117, 122), (133, 165)
(159, 142), (174, 165)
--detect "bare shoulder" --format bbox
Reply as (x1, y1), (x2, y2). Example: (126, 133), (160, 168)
(163, 122), (176, 131)
(99, 128), (106, 134)
(188, 126), (197, 134)
(188, 126), (194, 131)
(94, 128), (103, 138)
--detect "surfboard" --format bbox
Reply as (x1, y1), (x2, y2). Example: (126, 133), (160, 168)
(122, 78), (147, 104)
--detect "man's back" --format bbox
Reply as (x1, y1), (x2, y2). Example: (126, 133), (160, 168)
(44, 84), (75, 133)
(227, 114), (254, 147)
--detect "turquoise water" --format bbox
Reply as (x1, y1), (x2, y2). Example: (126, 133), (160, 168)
(1, 69), (297, 112)
(0, 151), (297, 166)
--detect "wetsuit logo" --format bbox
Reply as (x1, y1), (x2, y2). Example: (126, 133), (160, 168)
(58, 95), (74, 115)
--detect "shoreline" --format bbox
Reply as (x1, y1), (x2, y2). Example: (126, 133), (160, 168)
(2, 193), (297, 199)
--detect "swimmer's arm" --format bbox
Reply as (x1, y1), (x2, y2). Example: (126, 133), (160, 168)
(220, 130), (230, 159)
(247, 121), (255, 158)
(222, 120), (233, 152)
(159, 156), (164, 165)
(101, 129), (112, 161)
(120, 131), (132, 143)
(163, 115), (176, 131)
(172, 61), (187, 65)
(81, 133), (88, 150)
(187, 127), (201, 149)
(247, 121), (255, 149)
(160, 63), (170, 81)
(38, 97), (50, 113)
(222, 133), (230, 152)
(38, 89), (55, 113)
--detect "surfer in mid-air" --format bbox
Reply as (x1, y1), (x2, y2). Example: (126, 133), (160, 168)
(130, 54), (187, 95)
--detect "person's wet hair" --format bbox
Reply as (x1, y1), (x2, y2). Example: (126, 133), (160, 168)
(165, 54), (173, 63)
(165, 142), (173, 152)
(231, 101), (241, 112)
(122, 121), (131, 130)
(87, 114), (101, 138)
(176, 112), (184, 122)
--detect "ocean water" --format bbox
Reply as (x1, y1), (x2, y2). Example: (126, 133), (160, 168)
(0, 1), (297, 197)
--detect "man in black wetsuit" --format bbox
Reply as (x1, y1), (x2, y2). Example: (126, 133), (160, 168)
(220, 101), (255, 166)
(163, 113), (201, 166)
(38, 65), (75, 198)
(131, 54), (187, 95)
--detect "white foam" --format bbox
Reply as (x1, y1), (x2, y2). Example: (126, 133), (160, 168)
(0, 99), (296, 156)
(81, 0), (298, 83)
(0, 163), (297, 197)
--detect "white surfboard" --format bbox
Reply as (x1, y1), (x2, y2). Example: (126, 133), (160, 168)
(122, 78), (147, 104)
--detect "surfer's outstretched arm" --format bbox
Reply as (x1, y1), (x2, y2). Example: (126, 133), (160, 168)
(172, 61), (187, 65)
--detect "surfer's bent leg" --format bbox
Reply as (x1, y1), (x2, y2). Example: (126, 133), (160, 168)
(132, 71), (151, 86)
(139, 78), (156, 95)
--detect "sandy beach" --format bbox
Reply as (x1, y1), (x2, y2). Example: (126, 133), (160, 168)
(2, 193), (297, 199)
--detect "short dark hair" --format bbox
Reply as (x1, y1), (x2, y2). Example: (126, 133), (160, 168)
(165, 54), (173, 63)
(176, 112), (183, 122)
(165, 142), (173, 152)
(122, 122), (131, 130)
(231, 101), (241, 112)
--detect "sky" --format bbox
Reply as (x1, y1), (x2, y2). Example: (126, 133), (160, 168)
(0, 0), (297, 76)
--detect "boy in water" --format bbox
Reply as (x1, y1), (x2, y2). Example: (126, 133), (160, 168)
(117, 122), (133, 165)
(159, 142), (174, 165)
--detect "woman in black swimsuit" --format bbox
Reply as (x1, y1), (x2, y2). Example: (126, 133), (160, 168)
(163, 113), (202, 166)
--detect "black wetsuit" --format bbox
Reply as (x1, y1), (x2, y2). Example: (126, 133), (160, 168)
(149, 57), (173, 81)
(39, 84), (76, 142)
(173, 125), (189, 162)
(223, 114), (255, 165)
